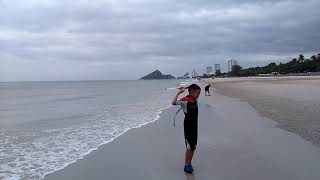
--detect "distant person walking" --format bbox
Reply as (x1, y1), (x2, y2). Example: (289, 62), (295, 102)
(205, 84), (211, 96)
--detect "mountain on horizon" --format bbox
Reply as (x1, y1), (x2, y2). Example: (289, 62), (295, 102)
(140, 70), (175, 80)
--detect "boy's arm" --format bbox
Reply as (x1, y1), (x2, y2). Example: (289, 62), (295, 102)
(171, 87), (186, 105)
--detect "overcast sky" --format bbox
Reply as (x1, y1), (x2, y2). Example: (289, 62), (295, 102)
(0, 0), (319, 81)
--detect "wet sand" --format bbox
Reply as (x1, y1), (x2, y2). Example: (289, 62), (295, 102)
(205, 76), (320, 145)
(44, 85), (320, 180)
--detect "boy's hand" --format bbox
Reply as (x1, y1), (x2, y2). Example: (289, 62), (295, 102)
(177, 86), (187, 94)
(172, 86), (187, 105)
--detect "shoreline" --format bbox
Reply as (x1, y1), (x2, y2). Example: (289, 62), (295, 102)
(44, 107), (188, 180)
(36, 105), (172, 180)
(44, 85), (320, 180)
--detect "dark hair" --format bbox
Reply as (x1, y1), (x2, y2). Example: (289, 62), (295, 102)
(187, 84), (201, 93)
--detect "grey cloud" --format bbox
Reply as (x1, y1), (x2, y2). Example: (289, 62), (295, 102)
(0, 0), (319, 81)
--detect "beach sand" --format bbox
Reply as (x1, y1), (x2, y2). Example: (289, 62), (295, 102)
(44, 81), (320, 180)
(205, 76), (320, 145)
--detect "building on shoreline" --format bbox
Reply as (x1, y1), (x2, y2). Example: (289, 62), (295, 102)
(228, 59), (238, 72)
(178, 72), (190, 79)
(214, 64), (221, 73)
(206, 66), (213, 75)
(192, 69), (200, 78)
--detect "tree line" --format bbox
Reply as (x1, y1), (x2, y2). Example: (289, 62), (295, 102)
(229, 53), (320, 77)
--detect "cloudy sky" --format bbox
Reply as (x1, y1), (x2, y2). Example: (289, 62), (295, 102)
(0, 0), (319, 81)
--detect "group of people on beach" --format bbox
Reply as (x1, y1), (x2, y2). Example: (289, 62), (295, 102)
(171, 82), (213, 174)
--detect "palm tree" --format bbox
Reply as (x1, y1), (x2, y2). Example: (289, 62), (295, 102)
(298, 54), (305, 62)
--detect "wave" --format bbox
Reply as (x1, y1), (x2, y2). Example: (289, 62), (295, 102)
(0, 103), (172, 180)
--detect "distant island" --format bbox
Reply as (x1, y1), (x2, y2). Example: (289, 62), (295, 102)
(140, 70), (175, 80)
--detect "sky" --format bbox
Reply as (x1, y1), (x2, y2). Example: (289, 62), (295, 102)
(0, 0), (319, 81)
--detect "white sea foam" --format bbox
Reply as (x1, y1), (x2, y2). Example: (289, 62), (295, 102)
(0, 98), (172, 180)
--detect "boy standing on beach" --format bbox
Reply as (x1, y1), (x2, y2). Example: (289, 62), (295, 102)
(171, 84), (201, 174)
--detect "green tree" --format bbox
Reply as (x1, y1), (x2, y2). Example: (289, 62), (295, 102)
(298, 54), (305, 62)
(232, 52), (320, 77)
(265, 62), (277, 73)
(231, 65), (242, 76)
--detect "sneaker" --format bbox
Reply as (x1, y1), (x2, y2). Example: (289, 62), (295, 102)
(190, 164), (194, 171)
(184, 164), (193, 174)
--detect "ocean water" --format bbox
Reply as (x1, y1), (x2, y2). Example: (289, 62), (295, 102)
(0, 80), (183, 180)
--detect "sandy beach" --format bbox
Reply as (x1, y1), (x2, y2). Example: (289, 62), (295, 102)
(44, 79), (320, 180)
(205, 76), (320, 146)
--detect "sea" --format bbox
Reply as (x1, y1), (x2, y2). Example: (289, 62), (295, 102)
(0, 80), (190, 180)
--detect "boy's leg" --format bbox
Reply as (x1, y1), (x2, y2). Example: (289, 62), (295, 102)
(184, 123), (197, 172)
(185, 149), (194, 165)
(184, 137), (196, 165)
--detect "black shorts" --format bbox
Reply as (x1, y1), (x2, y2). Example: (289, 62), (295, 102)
(184, 122), (198, 151)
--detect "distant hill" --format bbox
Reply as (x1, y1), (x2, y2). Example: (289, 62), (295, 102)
(178, 72), (190, 79)
(140, 70), (175, 80)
